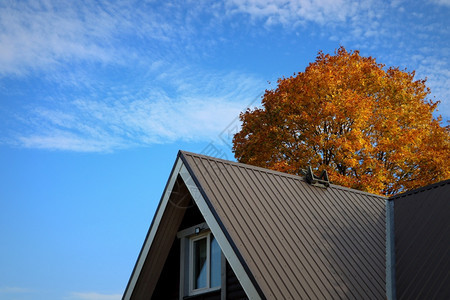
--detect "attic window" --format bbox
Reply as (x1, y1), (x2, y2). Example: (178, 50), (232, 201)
(190, 232), (221, 293)
(177, 223), (223, 297)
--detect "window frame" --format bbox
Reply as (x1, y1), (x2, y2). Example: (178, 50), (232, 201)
(178, 223), (222, 298)
(189, 232), (220, 295)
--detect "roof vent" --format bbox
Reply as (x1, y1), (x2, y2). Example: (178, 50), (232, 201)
(303, 166), (330, 188)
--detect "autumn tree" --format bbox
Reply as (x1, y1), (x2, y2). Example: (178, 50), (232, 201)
(233, 47), (449, 195)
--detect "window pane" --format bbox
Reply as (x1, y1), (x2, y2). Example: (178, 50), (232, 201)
(210, 235), (221, 288)
(193, 238), (207, 289)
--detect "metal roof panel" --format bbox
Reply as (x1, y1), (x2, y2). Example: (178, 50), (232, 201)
(180, 151), (386, 299)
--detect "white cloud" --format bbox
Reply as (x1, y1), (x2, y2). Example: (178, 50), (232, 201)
(414, 59), (450, 119)
(0, 0), (265, 152)
(223, 0), (449, 121)
(16, 95), (256, 152)
(68, 292), (122, 300)
(431, 0), (450, 6)
(0, 1), (182, 76)
(1, 0), (448, 153)
(17, 130), (124, 153)
(0, 1), (113, 75)
(14, 68), (264, 152)
(225, 0), (376, 25)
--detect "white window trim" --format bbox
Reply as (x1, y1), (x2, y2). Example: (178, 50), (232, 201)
(178, 223), (221, 298)
(189, 232), (221, 296)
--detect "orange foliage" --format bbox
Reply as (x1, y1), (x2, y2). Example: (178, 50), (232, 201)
(233, 47), (450, 195)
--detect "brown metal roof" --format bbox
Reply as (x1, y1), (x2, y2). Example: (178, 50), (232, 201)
(392, 179), (450, 300)
(180, 151), (387, 300)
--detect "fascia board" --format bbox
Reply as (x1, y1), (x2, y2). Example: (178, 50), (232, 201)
(179, 163), (262, 300)
(386, 199), (396, 300)
(123, 157), (184, 300)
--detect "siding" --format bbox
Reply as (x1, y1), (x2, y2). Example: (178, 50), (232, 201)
(152, 238), (180, 300)
(181, 151), (387, 300)
(131, 176), (191, 299)
(393, 179), (450, 300)
(226, 261), (248, 300)
(150, 188), (248, 300)
(151, 199), (205, 300)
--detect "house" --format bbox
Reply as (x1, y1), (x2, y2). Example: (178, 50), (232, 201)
(123, 151), (449, 300)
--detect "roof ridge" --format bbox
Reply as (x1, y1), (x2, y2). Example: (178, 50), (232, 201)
(179, 150), (385, 199)
(179, 150), (306, 179)
(389, 178), (450, 200)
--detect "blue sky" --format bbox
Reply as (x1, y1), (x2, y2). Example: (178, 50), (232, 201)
(0, 1), (449, 299)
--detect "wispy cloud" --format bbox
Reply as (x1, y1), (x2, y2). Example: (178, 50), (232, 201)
(225, 0), (379, 26)
(1, 0), (448, 153)
(0, 0), (265, 152)
(13, 67), (263, 152)
(0, 1), (118, 76)
(0, 1), (203, 77)
(224, 0), (450, 121)
(67, 292), (122, 300)
(223, 0), (404, 51)
(414, 58), (450, 118)
(431, 0), (450, 7)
